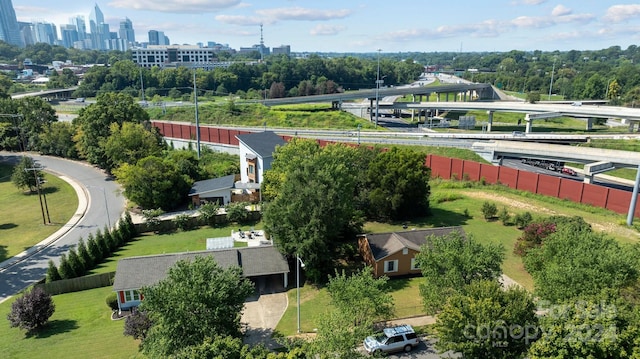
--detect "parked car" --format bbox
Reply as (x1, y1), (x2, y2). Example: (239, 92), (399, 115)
(363, 324), (419, 355)
(561, 167), (577, 176)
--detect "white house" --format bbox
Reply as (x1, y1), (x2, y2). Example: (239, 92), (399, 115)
(236, 131), (286, 185)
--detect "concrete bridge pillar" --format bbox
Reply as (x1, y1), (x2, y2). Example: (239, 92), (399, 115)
(583, 174), (594, 184)
(629, 121), (636, 132)
(525, 114), (533, 133)
(586, 118), (593, 131)
(486, 111), (493, 132)
(411, 109), (415, 122)
(369, 98), (374, 122)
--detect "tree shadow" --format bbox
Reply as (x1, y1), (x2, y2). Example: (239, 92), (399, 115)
(0, 244), (8, 262)
(0, 223), (17, 230)
(417, 208), (470, 227)
(27, 319), (78, 339)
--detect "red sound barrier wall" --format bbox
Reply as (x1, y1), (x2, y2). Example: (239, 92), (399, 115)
(425, 154), (640, 218)
(152, 121), (639, 218)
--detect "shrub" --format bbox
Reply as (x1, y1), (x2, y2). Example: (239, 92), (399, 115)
(46, 260), (61, 283)
(514, 221), (557, 256)
(481, 201), (498, 221)
(77, 238), (93, 269)
(226, 202), (250, 224)
(498, 206), (510, 225)
(87, 234), (103, 264)
(198, 202), (221, 226)
(106, 292), (119, 311)
(173, 214), (193, 231)
(124, 310), (153, 341)
(58, 253), (73, 280)
(7, 287), (55, 332)
(463, 208), (471, 218)
(67, 248), (84, 278)
(513, 212), (533, 229)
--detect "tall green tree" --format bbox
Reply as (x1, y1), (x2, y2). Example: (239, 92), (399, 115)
(11, 156), (40, 192)
(436, 280), (538, 359)
(523, 225), (638, 302)
(38, 121), (78, 158)
(114, 155), (192, 210)
(365, 147), (431, 220)
(102, 122), (164, 172)
(262, 140), (363, 282)
(140, 256), (254, 358)
(416, 231), (505, 314)
(73, 92), (149, 169)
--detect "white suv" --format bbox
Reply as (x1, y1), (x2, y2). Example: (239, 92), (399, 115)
(363, 324), (419, 355)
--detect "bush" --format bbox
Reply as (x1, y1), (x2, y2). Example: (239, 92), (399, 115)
(7, 287), (55, 332)
(106, 292), (119, 311)
(198, 202), (221, 226)
(226, 202), (250, 224)
(46, 260), (61, 283)
(498, 206), (510, 225)
(513, 212), (533, 229)
(58, 253), (73, 280)
(124, 310), (153, 341)
(173, 214), (193, 231)
(481, 201), (498, 221)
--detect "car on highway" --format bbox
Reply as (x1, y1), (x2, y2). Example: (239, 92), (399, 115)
(363, 324), (419, 355)
(561, 167), (577, 176)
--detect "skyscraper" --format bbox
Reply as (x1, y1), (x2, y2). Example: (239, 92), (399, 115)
(0, 0), (24, 47)
(89, 3), (107, 50)
(119, 17), (135, 48)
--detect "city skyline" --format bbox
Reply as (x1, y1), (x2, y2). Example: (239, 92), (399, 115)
(9, 0), (640, 53)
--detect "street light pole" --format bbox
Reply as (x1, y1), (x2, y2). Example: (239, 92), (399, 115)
(357, 124), (361, 145)
(375, 49), (382, 127)
(88, 186), (111, 229)
(548, 57), (557, 100)
(296, 255), (305, 333)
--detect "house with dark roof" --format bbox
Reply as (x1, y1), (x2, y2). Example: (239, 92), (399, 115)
(188, 174), (236, 206)
(358, 227), (465, 278)
(112, 246), (290, 311)
(236, 131), (286, 185)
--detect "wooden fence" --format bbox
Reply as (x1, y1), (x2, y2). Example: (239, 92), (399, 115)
(36, 272), (115, 296)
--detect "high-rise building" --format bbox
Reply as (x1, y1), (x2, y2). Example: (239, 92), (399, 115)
(118, 17), (135, 48)
(32, 21), (58, 45)
(60, 24), (79, 48)
(70, 15), (86, 42)
(0, 0), (24, 47)
(89, 3), (108, 50)
(149, 30), (166, 46)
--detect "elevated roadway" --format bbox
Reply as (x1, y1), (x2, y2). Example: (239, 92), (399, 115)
(11, 86), (78, 100)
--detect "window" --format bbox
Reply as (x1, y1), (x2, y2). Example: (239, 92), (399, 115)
(124, 290), (141, 302)
(384, 260), (398, 273)
(402, 248), (408, 255)
(411, 258), (419, 270)
(248, 165), (254, 174)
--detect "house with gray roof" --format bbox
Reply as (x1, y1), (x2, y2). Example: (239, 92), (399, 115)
(236, 131), (286, 185)
(358, 226), (465, 277)
(188, 174), (236, 206)
(112, 246), (290, 311)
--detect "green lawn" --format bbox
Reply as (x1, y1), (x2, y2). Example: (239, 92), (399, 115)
(0, 286), (142, 359)
(89, 225), (254, 274)
(0, 163), (78, 261)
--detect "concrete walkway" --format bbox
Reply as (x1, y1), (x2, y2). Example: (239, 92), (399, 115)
(242, 291), (288, 349)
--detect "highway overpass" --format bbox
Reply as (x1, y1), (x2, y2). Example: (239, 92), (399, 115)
(11, 86), (78, 100)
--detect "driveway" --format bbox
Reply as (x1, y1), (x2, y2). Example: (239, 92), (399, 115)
(242, 291), (288, 349)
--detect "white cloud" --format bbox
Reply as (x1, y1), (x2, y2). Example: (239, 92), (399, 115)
(255, 7), (352, 21)
(603, 4), (640, 22)
(107, 0), (241, 13)
(309, 24), (346, 36)
(215, 14), (267, 26)
(551, 5), (571, 17)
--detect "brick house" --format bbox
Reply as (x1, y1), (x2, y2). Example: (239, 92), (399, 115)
(358, 227), (465, 278)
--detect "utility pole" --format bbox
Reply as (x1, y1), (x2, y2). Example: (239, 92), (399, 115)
(25, 165), (49, 225)
(548, 57), (557, 101)
(193, 70), (201, 158)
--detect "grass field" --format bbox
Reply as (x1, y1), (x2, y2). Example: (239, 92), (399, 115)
(0, 163), (78, 261)
(0, 286), (142, 359)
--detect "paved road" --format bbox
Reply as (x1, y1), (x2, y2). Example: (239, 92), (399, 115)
(0, 152), (125, 302)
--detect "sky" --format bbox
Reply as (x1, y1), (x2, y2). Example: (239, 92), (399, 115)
(11, 0), (640, 53)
